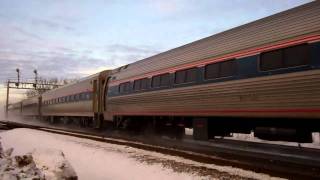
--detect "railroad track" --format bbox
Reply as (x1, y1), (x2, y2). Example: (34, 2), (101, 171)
(1, 120), (320, 179)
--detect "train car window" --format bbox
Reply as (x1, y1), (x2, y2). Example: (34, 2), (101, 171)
(119, 84), (124, 93)
(260, 44), (310, 71)
(175, 68), (197, 84)
(160, 73), (170, 87)
(133, 78), (148, 91)
(124, 82), (130, 92)
(119, 82), (130, 93)
(80, 93), (84, 100)
(284, 44), (310, 68)
(205, 63), (219, 79)
(175, 70), (186, 84)
(141, 78), (148, 90)
(220, 60), (236, 77)
(134, 79), (141, 91)
(75, 94), (78, 101)
(86, 93), (90, 100)
(152, 75), (161, 88)
(260, 49), (283, 71)
(186, 68), (197, 83)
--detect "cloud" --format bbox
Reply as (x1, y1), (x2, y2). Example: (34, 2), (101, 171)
(106, 44), (160, 55)
(147, 0), (181, 14)
(12, 26), (43, 41)
(0, 43), (159, 83)
(31, 18), (76, 32)
(104, 44), (161, 68)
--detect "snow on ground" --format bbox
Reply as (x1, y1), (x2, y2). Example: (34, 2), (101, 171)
(0, 128), (284, 180)
(0, 144), (77, 180)
(223, 132), (320, 149)
(32, 148), (77, 179)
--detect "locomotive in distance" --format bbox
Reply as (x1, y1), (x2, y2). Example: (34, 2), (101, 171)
(8, 1), (320, 143)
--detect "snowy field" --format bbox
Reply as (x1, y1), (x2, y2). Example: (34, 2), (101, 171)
(0, 128), (284, 180)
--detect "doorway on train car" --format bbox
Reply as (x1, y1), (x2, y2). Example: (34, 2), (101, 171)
(92, 70), (110, 128)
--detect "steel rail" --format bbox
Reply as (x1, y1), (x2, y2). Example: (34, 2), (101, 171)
(0, 120), (319, 179)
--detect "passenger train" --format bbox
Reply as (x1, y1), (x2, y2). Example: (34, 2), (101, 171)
(8, 1), (320, 142)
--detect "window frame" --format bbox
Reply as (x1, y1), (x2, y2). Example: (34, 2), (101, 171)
(259, 43), (310, 72)
(204, 59), (237, 81)
(174, 67), (198, 85)
(152, 73), (170, 88)
(119, 82), (131, 93)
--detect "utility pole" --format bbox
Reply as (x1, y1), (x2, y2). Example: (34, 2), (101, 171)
(16, 68), (20, 87)
(33, 69), (38, 89)
(5, 81), (10, 119)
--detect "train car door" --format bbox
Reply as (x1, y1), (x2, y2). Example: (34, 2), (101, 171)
(38, 96), (42, 119)
(92, 70), (110, 128)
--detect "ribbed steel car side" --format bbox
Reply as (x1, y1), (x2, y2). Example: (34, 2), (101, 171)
(107, 69), (320, 118)
(41, 75), (95, 117)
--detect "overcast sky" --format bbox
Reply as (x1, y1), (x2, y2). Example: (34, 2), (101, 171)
(0, 0), (312, 104)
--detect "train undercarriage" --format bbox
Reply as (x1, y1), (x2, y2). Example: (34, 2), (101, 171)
(113, 116), (320, 143)
(40, 115), (320, 143)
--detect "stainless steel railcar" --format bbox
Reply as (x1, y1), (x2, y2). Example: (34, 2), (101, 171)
(8, 71), (110, 127)
(8, 1), (320, 142)
(105, 1), (320, 142)
(41, 70), (110, 127)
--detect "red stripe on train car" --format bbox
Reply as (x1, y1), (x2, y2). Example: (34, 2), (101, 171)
(110, 108), (320, 116)
(110, 34), (320, 86)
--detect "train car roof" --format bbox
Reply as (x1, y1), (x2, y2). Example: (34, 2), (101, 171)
(42, 70), (108, 95)
(110, 1), (320, 83)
